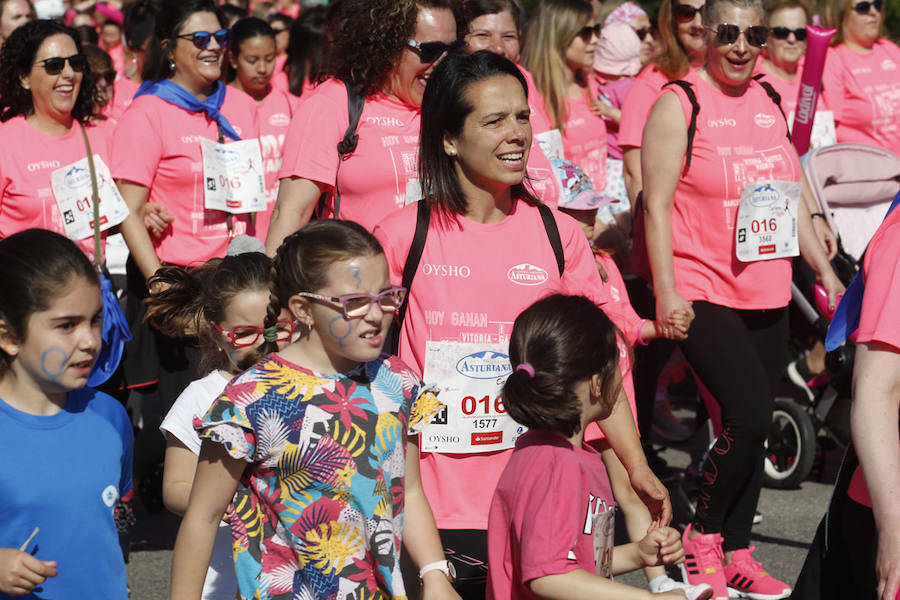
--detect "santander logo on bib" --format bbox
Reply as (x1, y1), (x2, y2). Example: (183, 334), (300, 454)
(754, 113), (776, 128)
(507, 263), (549, 286)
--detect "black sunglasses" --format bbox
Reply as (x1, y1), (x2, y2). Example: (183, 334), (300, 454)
(176, 29), (229, 50)
(633, 26), (653, 40)
(577, 23), (601, 42)
(35, 54), (87, 75)
(710, 23), (768, 47)
(852, 0), (883, 13)
(770, 26), (808, 41)
(674, 4), (705, 23)
(406, 38), (466, 63)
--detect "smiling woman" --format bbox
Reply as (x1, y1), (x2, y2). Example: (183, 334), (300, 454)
(266, 0), (459, 251)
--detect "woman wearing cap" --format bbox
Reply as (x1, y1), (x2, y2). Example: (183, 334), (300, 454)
(821, 0), (900, 154)
(376, 50), (672, 600)
(641, 0), (844, 596)
(266, 0), (459, 251)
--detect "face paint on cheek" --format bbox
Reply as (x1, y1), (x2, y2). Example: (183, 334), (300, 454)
(349, 265), (362, 290)
(328, 315), (353, 348)
(40, 346), (70, 383)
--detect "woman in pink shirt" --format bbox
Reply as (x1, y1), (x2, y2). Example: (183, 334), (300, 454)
(375, 50), (671, 600)
(265, 0), (460, 251)
(758, 0), (814, 115)
(821, 0), (900, 154)
(0, 19), (111, 262)
(278, 5), (324, 100)
(642, 0), (844, 597)
(225, 17), (292, 238)
(458, 0), (560, 208)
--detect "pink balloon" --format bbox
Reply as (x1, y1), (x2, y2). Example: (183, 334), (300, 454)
(790, 25), (836, 156)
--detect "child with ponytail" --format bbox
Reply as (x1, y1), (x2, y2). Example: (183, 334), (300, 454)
(169, 220), (458, 600)
(147, 244), (293, 600)
(487, 294), (691, 600)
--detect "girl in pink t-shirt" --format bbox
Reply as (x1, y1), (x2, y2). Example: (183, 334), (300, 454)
(821, 0), (900, 155)
(488, 294), (690, 600)
(375, 50), (671, 600)
(225, 17), (292, 239)
(266, 0), (459, 252)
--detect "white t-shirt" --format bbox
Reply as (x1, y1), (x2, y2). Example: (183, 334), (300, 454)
(160, 371), (236, 600)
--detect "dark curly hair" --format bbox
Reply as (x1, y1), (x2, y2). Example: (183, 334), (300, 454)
(0, 19), (97, 123)
(321, 0), (459, 97)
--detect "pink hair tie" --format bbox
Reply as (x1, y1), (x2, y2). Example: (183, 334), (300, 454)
(516, 363), (535, 378)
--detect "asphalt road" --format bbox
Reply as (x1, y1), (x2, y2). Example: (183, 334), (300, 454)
(125, 400), (841, 599)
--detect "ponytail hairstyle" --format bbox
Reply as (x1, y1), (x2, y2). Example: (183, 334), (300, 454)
(503, 294), (621, 438)
(144, 252), (272, 374)
(262, 220), (384, 355)
(0, 229), (98, 374)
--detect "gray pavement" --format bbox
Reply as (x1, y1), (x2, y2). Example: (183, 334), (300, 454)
(126, 401), (839, 599)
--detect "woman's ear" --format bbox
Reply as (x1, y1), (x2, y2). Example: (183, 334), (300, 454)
(287, 294), (315, 328)
(18, 73), (30, 91)
(443, 134), (458, 157)
(0, 320), (21, 360)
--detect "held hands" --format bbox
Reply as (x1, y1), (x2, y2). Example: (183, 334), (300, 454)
(655, 290), (695, 338)
(0, 549), (57, 595)
(143, 202), (174, 238)
(650, 308), (692, 341)
(638, 526), (685, 567)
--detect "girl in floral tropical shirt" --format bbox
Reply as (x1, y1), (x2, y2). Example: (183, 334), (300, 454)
(170, 220), (459, 600)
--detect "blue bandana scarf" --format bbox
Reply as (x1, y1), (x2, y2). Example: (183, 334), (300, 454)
(134, 79), (241, 141)
(826, 191), (900, 351)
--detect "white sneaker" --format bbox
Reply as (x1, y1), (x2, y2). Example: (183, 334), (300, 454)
(651, 575), (715, 600)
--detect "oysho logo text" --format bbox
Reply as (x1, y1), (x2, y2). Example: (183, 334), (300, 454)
(707, 117), (737, 128)
(366, 116), (404, 128)
(27, 160), (61, 172)
(422, 263), (471, 278)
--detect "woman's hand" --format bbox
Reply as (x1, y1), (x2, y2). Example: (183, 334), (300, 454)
(816, 266), (845, 312)
(143, 202), (174, 238)
(0, 549), (57, 595)
(811, 216), (838, 260)
(629, 465), (673, 528)
(655, 289), (695, 334)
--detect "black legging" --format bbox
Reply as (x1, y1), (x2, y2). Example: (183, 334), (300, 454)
(680, 301), (788, 551)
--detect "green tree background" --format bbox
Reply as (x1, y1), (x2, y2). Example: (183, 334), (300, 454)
(520, 0), (900, 41)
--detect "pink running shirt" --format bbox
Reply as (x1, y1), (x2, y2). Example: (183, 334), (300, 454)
(254, 87), (293, 238)
(595, 75), (635, 160)
(661, 70), (799, 309)
(277, 78), (422, 232)
(847, 206), (900, 507)
(374, 199), (614, 530)
(111, 88), (259, 265)
(618, 65), (671, 148)
(821, 40), (900, 155)
(105, 76), (139, 122)
(487, 429), (614, 600)
(561, 82), (608, 191)
(0, 116), (112, 260)
(518, 66), (559, 208)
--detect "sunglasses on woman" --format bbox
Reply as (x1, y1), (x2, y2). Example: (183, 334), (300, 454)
(406, 39), (466, 63)
(34, 54), (87, 75)
(176, 29), (229, 49)
(297, 286), (407, 320)
(633, 27), (653, 40)
(852, 0), (883, 13)
(212, 320), (295, 348)
(769, 26), (808, 41)
(673, 4), (705, 23)
(577, 23), (601, 42)
(709, 23), (768, 47)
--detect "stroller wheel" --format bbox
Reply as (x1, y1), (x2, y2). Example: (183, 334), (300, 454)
(763, 398), (817, 489)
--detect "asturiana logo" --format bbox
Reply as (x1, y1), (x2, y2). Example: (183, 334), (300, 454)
(64, 165), (91, 188)
(750, 183), (780, 207)
(507, 263), (548, 286)
(754, 113), (776, 128)
(455, 350), (513, 380)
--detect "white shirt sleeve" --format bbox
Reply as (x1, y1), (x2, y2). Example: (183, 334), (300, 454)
(159, 372), (229, 456)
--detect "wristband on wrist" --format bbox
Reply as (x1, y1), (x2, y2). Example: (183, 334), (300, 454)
(810, 212), (826, 220)
(418, 560), (456, 582)
(637, 319), (650, 346)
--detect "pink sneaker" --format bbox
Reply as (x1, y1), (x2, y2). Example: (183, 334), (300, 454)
(680, 524), (729, 600)
(724, 547), (791, 599)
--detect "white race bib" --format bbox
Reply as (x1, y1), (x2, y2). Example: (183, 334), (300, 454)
(787, 110), (837, 150)
(420, 341), (525, 454)
(51, 155), (129, 241)
(735, 180), (801, 262)
(592, 508), (615, 578)
(404, 178), (423, 205)
(201, 138), (266, 214)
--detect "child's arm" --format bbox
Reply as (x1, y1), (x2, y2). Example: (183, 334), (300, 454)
(402, 440), (461, 600)
(170, 439), (245, 600)
(0, 550), (57, 595)
(530, 569), (685, 599)
(162, 437), (198, 516)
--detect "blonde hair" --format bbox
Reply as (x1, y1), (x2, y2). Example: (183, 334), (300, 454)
(654, 0), (693, 79)
(821, 0), (880, 45)
(521, 0), (592, 131)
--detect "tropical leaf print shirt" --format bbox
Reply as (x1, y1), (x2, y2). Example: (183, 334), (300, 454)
(199, 353), (442, 600)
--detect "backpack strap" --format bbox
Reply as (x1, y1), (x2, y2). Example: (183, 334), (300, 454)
(397, 200), (431, 327)
(538, 203), (565, 277)
(754, 75), (792, 143)
(325, 79), (365, 219)
(662, 80), (699, 174)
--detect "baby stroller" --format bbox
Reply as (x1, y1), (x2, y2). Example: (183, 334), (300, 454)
(762, 143), (900, 488)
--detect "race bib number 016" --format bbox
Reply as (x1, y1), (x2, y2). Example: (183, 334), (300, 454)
(421, 341), (526, 454)
(51, 155), (129, 241)
(735, 180), (801, 262)
(201, 138), (266, 214)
